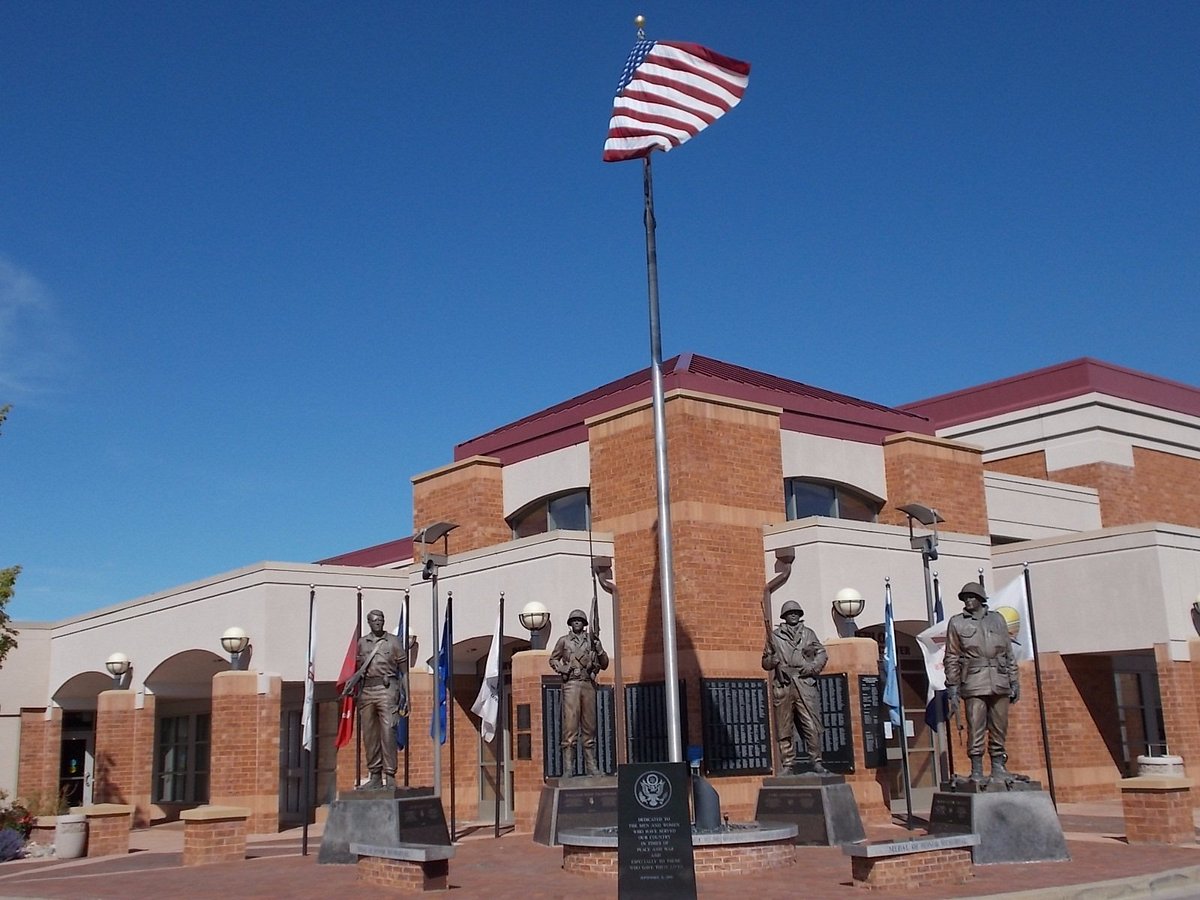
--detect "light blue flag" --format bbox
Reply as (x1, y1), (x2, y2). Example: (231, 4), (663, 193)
(430, 613), (449, 745)
(883, 587), (902, 728)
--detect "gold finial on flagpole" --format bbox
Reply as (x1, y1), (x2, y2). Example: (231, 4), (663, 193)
(635, 14), (645, 39)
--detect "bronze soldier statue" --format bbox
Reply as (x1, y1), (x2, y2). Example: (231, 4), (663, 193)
(762, 600), (829, 774)
(548, 608), (609, 777)
(341, 609), (408, 789)
(944, 582), (1021, 783)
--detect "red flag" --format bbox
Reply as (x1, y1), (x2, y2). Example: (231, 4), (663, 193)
(603, 39), (750, 162)
(334, 629), (357, 749)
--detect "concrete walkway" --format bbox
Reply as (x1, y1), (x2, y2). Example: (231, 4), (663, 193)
(0, 800), (1196, 899)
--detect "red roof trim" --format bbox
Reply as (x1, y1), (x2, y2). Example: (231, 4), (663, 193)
(453, 354), (931, 464)
(902, 358), (1200, 428)
(316, 536), (414, 568)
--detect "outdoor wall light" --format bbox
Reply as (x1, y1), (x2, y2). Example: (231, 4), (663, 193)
(833, 588), (865, 619)
(519, 601), (550, 650)
(221, 626), (250, 668)
(105, 652), (131, 688)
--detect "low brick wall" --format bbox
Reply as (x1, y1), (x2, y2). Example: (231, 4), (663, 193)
(180, 806), (251, 867)
(357, 855), (450, 892)
(1121, 776), (1195, 845)
(562, 840), (794, 879)
(851, 847), (973, 890)
(77, 804), (134, 857)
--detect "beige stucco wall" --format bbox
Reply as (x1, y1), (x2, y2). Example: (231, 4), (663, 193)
(501, 443), (590, 519)
(985, 471), (1102, 540)
(780, 430), (887, 500)
(0, 622), (52, 795)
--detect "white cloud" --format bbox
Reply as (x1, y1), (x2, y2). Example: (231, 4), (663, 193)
(0, 256), (73, 398)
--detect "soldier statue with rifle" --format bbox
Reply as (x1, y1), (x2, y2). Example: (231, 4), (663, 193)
(762, 600), (830, 775)
(341, 609), (408, 789)
(549, 605), (609, 777)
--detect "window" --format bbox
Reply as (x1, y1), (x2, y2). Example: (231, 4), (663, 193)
(155, 713), (210, 803)
(509, 489), (590, 539)
(784, 478), (880, 523)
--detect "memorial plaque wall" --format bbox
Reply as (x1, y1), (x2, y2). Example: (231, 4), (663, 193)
(699, 678), (772, 775)
(858, 674), (886, 769)
(800, 673), (855, 773)
(625, 682), (688, 764)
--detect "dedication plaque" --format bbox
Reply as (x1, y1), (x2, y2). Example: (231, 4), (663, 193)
(699, 678), (772, 775)
(618, 762), (696, 899)
(858, 674), (886, 769)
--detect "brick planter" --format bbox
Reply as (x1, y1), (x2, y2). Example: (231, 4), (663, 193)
(561, 826), (797, 879)
(844, 834), (978, 891)
(352, 843), (455, 892)
(180, 806), (251, 866)
(77, 804), (134, 857)
(1121, 776), (1195, 845)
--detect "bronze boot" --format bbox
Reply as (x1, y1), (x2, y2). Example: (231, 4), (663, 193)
(583, 747), (601, 777)
(561, 748), (576, 779)
(968, 755), (985, 784)
(991, 754), (1011, 780)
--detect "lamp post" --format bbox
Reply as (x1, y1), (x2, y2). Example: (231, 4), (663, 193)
(105, 652), (131, 689)
(518, 601), (550, 650)
(832, 587), (865, 638)
(221, 626), (250, 669)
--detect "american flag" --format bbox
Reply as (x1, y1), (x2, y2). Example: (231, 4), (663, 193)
(603, 39), (750, 163)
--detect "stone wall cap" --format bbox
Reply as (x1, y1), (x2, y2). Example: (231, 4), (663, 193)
(351, 842), (456, 862)
(843, 833), (980, 858)
(1120, 775), (1195, 790)
(76, 804), (134, 817)
(180, 805), (253, 822)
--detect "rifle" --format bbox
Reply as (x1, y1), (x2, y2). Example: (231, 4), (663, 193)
(762, 548), (796, 664)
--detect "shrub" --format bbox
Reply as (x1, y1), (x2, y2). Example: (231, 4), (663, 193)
(0, 791), (32, 839)
(0, 827), (24, 862)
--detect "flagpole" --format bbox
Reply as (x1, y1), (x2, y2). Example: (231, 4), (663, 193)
(933, 573), (955, 781)
(403, 589), (411, 787)
(447, 591), (457, 840)
(495, 592), (505, 839)
(642, 152), (683, 764)
(885, 579), (915, 829)
(355, 588), (363, 788)
(302, 585), (315, 856)
(1023, 563), (1056, 807)
(430, 540), (442, 799)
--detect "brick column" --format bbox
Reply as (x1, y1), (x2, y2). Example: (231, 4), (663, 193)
(79, 803), (134, 857)
(411, 456), (508, 558)
(180, 806), (250, 866)
(94, 690), (153, 823)
(1156, 642), (1200, 808)
(511, 649), (550, 833)
(825, 638), (891, 826)
(210, 671), (281, 834)
(1121, 777), (1195, 844)
(17, 707), (61, 805)
(878, 432), (988, 534)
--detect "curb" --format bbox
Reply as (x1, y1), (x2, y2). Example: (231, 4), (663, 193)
(975, 864), (1200, 899)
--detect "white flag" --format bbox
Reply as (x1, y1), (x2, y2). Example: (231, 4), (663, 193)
(471, 606), (502, 743)
(301, 597), (317, 752)
(917, 617), (949, 694)
(989, 575), (1034, 663)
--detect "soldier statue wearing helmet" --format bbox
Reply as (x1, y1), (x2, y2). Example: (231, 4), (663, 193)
(944, 581), (1023, 784)
(549, 607), (609, 777)
(762, 599), (829, 774)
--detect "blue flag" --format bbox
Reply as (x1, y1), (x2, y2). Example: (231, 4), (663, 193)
(883, 589), (902, 728)
(430, 613), (450, 745)
(395, 602), (409, 750)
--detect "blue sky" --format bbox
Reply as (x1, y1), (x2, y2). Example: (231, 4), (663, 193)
(2, 2), (1197, 622)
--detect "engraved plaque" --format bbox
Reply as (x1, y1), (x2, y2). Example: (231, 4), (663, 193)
(699, 678), (772, 775)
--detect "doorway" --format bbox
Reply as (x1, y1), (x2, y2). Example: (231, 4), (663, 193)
(59, 711), (95, 808)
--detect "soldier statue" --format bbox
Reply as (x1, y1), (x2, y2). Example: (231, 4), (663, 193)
(548, 608), (609, 777)
(762, 600), (829, 774)
(944, 582), (1021, 784)
(341, 609), (408, 789)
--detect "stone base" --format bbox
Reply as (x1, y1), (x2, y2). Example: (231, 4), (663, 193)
(532, 778), (617, 847)
(929, 789), (1069, 864)
(755, 777), (866, 846)
(318, 789), (448, 864)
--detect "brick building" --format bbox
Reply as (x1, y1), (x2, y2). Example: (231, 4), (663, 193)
(2, 354), (1198, 832)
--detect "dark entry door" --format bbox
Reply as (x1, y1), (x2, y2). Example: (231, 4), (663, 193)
(59, 737), (89, 807)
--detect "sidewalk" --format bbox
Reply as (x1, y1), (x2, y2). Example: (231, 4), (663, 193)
(0, 800), (1196, 899)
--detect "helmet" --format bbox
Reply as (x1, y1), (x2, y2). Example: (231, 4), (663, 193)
(779, 600), (804, 619)
(567, 608), (588, 625)
(958, 582), (988, 602)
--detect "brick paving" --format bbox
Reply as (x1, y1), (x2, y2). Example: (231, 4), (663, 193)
(0, 804), (1196, 900)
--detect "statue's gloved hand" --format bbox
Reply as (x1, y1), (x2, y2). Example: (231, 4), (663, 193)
(945, 685), (959, 710)
(1010, 681), (1020, 704)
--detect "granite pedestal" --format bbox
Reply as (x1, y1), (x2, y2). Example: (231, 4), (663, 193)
(928, 781), (1069, 865)
(318, 787), (447, 864)
(754, 774), (866, 846)
(532, 776), (618, 847)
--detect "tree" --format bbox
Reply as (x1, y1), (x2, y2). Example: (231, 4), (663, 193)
(0, 404), (19, 667)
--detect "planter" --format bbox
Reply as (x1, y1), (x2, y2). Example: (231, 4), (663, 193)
(28, 816), (58, 847)
(1137, 754), (1185, 778)
(53, 814), (87, 859)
